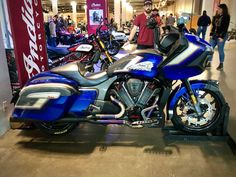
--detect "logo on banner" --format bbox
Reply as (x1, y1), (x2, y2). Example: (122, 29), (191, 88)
(21, 0), (45, 78)
(91, 3), (101, 8)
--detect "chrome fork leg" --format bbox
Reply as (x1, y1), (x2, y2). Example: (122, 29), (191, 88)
(182, 79), (202, 116)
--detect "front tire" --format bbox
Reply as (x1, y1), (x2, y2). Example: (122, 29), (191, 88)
(34, 122), (78, 135)
(170, 84), (226, 134)
(104, 41), (120, 56)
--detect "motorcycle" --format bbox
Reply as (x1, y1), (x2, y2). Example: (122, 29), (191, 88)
(47, 27), (116, 72)
(121, 26), (139, 44)
(11, 26), (226, 135)
(56, 28), (85, 45)
(98, 23), (121, 56)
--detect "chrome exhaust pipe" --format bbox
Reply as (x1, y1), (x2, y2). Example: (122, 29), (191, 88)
(95, 95), (125, 119)
(141, 105), (158, 121)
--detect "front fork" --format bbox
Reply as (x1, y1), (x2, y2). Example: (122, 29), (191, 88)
(182, 79), (202, 116)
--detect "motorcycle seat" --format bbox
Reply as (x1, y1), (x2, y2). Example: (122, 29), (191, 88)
(131, 49), (161, 56)
(47, 45), (70, 56)
(51, 62), (109, 86)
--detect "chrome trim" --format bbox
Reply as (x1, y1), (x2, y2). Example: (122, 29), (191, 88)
(95, 96), (125, 119)
(122, 82), (135, 105)
(137, 81), (149, 104)
(20, 83), (77, 95)
(27, 92), (61, 99)
(79, 88), (98, 91)
(141, 105), (158, 121)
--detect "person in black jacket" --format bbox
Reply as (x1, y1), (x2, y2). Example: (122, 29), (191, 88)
(196, 10), (211, 40)
(207, 4), (230, 70)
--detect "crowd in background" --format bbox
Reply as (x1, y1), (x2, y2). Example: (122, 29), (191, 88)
(45, 0), (230, 71)
(45, 15), (87, 47)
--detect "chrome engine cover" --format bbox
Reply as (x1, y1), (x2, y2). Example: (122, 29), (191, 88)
(126, 78), (144, 97)
(113, 79), (158, 109)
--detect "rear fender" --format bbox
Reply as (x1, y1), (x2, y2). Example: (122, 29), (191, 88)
(11, 72), (82, 122)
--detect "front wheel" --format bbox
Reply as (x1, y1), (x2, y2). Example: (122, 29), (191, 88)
(104, 40), (120, 56)
(170, 83), (226, 134)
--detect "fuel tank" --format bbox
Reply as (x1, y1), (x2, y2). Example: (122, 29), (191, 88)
(107, 49), (163, 79)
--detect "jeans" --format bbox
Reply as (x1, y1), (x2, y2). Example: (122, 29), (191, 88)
(209, 34), (228, 63)
(50, 37), (57, 47)
(197, 26), (207, 40)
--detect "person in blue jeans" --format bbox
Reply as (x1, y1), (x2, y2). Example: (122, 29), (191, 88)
(49, 15), (58, 47)
(197, 10), (211, 40)
(207, 4), (230, 70)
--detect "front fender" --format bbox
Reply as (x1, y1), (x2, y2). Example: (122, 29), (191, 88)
(167, 80), (223, 120)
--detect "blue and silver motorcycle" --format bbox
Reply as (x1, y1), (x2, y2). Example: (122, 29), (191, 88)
(11, 26), (226, 135)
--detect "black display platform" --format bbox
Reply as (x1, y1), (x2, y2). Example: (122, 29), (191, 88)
(162, 103), (236, 155)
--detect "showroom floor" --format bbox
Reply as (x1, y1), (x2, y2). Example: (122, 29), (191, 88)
(0, 41), (236, 177)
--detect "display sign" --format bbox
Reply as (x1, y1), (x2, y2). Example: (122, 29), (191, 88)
(86, 0), (108, 35)
(7, 0), (48, 87)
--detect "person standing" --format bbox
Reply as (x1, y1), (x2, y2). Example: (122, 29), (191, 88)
(124, 0), (155, 49)
(196, 10), (211, 40)
(166, 13), (175, 26)
(49, 15), (58, 47)
(207, 4), (230, 70)
(152, 8), (162, 27)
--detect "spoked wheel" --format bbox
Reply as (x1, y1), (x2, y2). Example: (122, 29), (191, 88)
(34, 122), (78, 135)
(171, 87), (225, 134)
(105, 41), (120, 56)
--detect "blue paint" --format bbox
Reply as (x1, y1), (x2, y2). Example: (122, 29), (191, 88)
(169, 82), (206, 110)
(129, 53), (163, 79)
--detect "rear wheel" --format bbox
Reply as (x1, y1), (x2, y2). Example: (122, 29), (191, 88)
(34, 122), (78, 135)
(171, 86), (225, 134)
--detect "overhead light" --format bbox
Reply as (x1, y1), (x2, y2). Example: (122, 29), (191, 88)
(126, 2), (133, 12)
(51, 0), (58, 3)
(70, 1), (76, 6)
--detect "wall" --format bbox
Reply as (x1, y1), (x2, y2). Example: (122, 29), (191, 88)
(221, 0), (236, 30)
(175, 0), (194, 15)
(0, 19), (13, 136)
(0, 0), (13, 49)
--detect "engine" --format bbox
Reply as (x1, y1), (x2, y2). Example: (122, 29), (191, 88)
(111, 79), (160, 110)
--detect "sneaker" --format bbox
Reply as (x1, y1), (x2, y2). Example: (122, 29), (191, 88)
(216, 63), (223, 71)
(206, 62), (211, 68)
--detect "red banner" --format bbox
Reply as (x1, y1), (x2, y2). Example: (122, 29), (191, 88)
(7, 0), (48, 87)
(86, 0), (108, 35)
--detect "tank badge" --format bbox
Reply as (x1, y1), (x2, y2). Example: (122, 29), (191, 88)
(128, 61), (153, 72)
